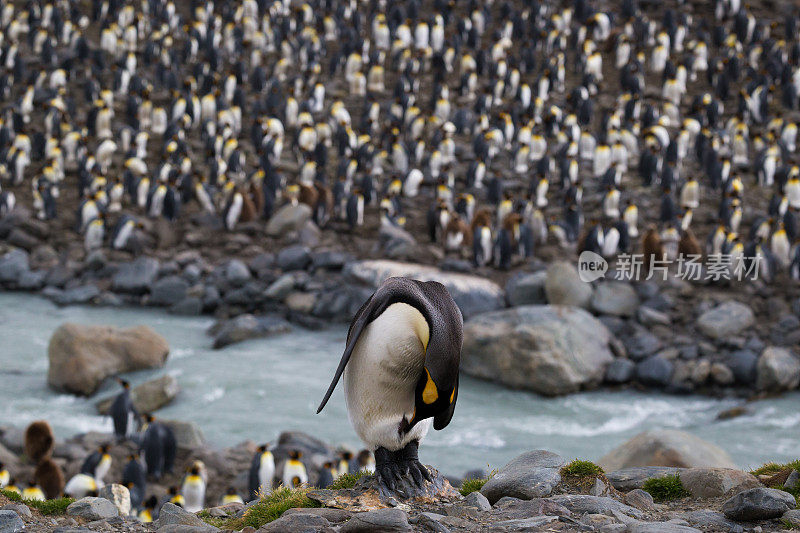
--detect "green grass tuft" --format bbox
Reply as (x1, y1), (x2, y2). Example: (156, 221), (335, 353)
(32, 497), (75, 515)
(642, 475), (690, 502)
(560, 460), (604, 479)
(459, 476), (488, 496)
(200, 485), (321, 530)
(750, 459), (800, 506)
(1, 489), (21, 502)
(750, 462), (786, 476)
(326, 471), (370, 490)
(1, 490), (74, 515)
(238, 486), (321, 529)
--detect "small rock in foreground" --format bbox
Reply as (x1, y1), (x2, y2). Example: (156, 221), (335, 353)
(480, 450), (564, 504)
(66, 497), (119, 521)
(721, 487), (797, 521)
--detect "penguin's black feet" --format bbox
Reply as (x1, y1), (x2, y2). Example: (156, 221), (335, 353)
(374, 441), (432, 493)
(396, 440), (432, 488)
(374, 446), (403, 491)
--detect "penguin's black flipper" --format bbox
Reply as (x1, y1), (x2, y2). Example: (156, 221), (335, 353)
(80, 451), (101, 476)
(316, 293), (378, 414)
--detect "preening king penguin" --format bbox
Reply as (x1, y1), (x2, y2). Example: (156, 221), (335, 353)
(317, 277), (463, 492)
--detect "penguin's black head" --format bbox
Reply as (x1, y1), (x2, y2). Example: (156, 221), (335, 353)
(99, 444), (110, 453)
(323, 461), (333, 469)
(190, 466), (200, 476)
(340, 451), (353, 461)
(87, 489), (98, 497)
(144, 413), (155, 423)
(289, 450), (302, 460)
(226, 486), (237, 495)
(291, 476), (301, 487)
(257, 444), (267, 453)
(145, 495), (158, 508)
(168, 486), (179, 495)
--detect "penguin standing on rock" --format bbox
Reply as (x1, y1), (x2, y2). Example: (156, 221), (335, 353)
(181, 465), (206, 513)
(248, 444), (274, 500)
(110, 378), (140, 439)
(140, 414), (176, 479)
(281, 450), (308, 488)
(122, 453), (146, 509)
(81, 444), (112, 488)
(317, 278), (462, 493)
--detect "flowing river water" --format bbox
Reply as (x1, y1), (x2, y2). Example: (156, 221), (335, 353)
(0, 293), (797, 475)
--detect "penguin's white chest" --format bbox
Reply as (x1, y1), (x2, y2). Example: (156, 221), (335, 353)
(182, 478), (205, 512)
(343, 303), (432, 452)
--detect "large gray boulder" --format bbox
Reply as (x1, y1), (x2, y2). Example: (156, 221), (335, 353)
(756, 347), (800, 391)
(96, 375), (179, 415)
(598, 430), (737, 472)
(111, 257), (160, 294)
(696, 301), (755, 339)
(544, 261), (593, 308)
(266, 204), (312, 237)
(591, 282), (639, 317)
(47, 323), (169, 395)
(462, 305), (614, 395)
(66, 497), (118, 520)
(722, 488), (797, 521)
(343, 260), (504, 318)
(678, 468), (761, 498)
(480, 450), (565, 504)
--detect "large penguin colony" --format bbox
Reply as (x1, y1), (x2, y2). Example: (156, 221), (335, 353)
(0, 0), (799, 282)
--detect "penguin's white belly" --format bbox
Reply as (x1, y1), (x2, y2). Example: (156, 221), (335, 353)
(182, 482), (205, 512)
(344, 303), (431, 452)
(64, 474), (96, 498)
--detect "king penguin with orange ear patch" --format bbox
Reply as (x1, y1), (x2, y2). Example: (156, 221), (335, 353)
(317, 277), (462, 492)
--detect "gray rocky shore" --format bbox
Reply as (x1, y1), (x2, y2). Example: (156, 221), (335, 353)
(1, 423), (798, 533)
(5, 237), (799, 400)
